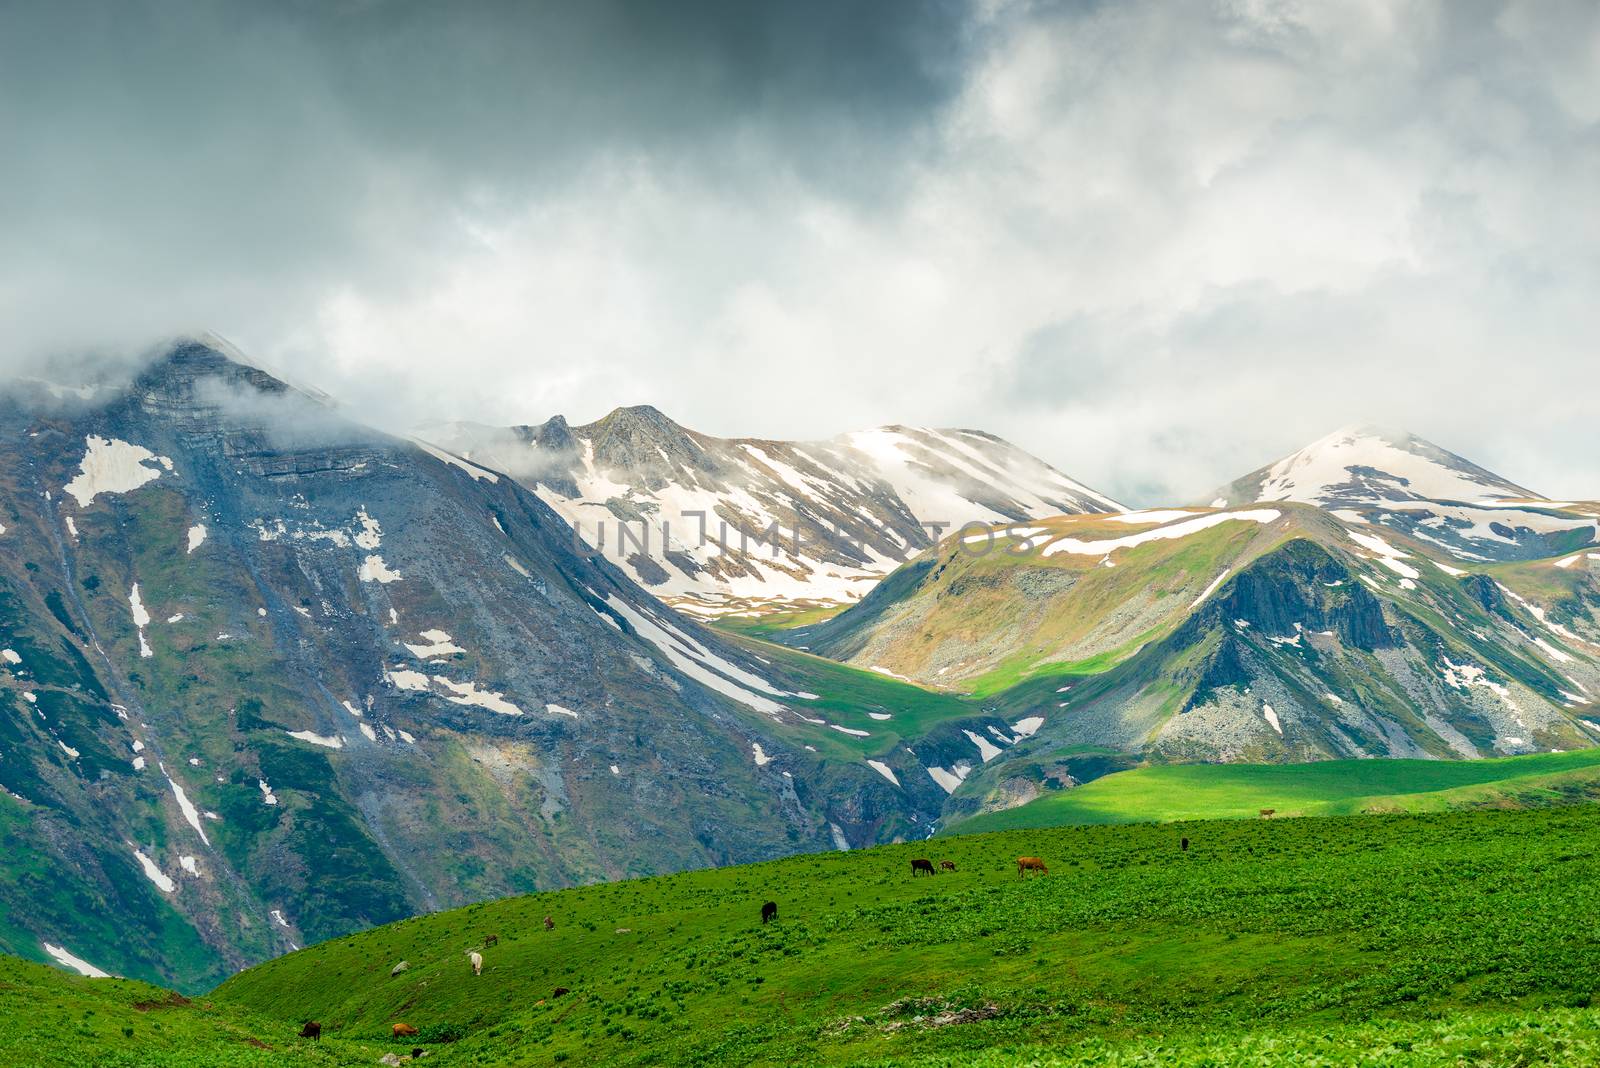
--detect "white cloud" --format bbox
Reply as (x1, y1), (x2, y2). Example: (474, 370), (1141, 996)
(5, 1), (1597, 503)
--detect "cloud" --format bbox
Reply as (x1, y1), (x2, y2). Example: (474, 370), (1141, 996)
(3, 0), (1598, 504)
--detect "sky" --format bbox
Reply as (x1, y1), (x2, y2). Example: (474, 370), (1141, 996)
(3, 0), (1597, 505)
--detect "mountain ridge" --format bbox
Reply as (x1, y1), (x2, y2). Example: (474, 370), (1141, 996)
(427, 412), (1124, 614)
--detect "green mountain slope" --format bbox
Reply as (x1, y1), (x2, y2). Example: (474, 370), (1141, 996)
(762, 503), (1600, 823)
(10, 806), (1600, 1066)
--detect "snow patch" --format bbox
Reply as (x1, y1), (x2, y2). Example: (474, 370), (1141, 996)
(1190, 569), (1230, 609)
(385, 668), (432, 691)
(131, 848), (175, 893)
(358, 555), (402, 583)
(433, 675), (525, 716)
(963, 729), (1002, 762)
(186, 524), (207, 553)
(64, 436), (170, 507)
(1262, 704), (1283, 736)
(129, 584), (152, 658)
(284, 729), (344, 749)
(1040, 510), (1280, 558)
(1011, 716), (1044, 738)
(161, 765), (211, 845)
(43, 942), (110, 978)
(1348, 531), (1421, 579)
(865, 759), (900, 786)
(404, 629), (464, 658)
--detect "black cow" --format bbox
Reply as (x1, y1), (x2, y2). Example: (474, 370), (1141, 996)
(299, 1021), (321, 1041)
(761, 900), (778, 924)
(911, 858), (936, 877)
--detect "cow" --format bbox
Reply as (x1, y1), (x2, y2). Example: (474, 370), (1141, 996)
(1259, 808), (1276, 819)
(552, 986), (570, 998)
(910, 858), (936, 877)
(468, 950), (483, 976)
(939, 860), (957, 872)
(1181, 837), (1189, 852)
(483, 933), (498, 947)
(412, 1051), (424, 1061)
(761, 900), (778, 924)
(544, 915), (555, 931)
(1017, 856), (1049, 878)
(298, 1021), (321, 1041)
(392, 1023), (419, 1038)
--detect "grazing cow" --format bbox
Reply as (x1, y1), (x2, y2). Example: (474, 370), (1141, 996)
(544, 915), (555, 931)
(299, 1021), (321, 1041)
(910, 858), (936, 877)
(393, 1022), (419, 1038)
(1181, 837), (1189, 851)
(1259, 808), (1276, 819)
(468, 950), (483, 976)
(761, 900), (778, 924)
(484, 933), (498, 947)
(939, 860), (956, 872)
(552, 986), (570, 998)
(412, 1050), (424, 1060)
(1017, 856), (1049, 878)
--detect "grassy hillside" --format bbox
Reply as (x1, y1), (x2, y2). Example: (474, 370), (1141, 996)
(0, 955), (391, 1067)
(948, 748), (1600, 833)
(6, 805), (1600, 1064)
(207, 806), (1600, 1065)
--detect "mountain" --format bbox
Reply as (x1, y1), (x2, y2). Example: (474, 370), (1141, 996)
(0, 338), (1001, 990)
(425, 413), (1122, 615)
(777, 500), (1600, 819)
(1215, 425), (1598, 562)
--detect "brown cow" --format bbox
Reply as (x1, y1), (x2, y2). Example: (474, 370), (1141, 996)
(939, 860), (956, 872)
(298, 1020), (321, 1041)
(910, 858), (936, 877)
(483, 933), (498, 947)
(544, 915), (555, 931)
(1259, 808), (1276, 818)
(552, 986), (570, 998)
(1017, 856), (1048, 878)
(393, 1023), (419, 1038)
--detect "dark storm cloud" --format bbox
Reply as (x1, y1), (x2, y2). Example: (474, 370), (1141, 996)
(0, 0), (973, 363)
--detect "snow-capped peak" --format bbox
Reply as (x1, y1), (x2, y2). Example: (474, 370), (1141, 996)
(1222, 424), (1540, 509)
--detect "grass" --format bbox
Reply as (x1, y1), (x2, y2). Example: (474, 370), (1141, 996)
(719, 634), (982, 759)
(947, 748), (1600, 833)
(8, 805), (1600, 1064)
(709, 601), (850, 638)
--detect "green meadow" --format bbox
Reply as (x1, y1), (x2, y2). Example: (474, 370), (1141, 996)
(8, 805), (1600, 1066)
(947, 747), (1600, 833)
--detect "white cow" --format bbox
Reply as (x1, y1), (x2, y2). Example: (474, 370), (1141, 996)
(468, 950), (483, 976)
